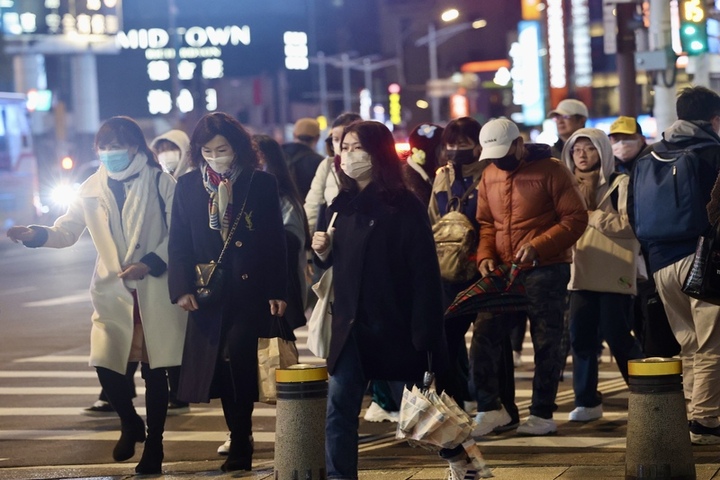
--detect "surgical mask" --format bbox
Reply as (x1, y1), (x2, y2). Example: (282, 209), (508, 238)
(340, 151), (372, 179)
(158, 150), (181, 173)
(99, 149), (132, 173)
(612, 139), (642, 163)
(446, 148), (476, 165)
(203, 155), (234, 174)
(493, 154), (521, 172)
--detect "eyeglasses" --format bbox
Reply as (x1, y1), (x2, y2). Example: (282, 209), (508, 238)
(571, 146), (598, 156)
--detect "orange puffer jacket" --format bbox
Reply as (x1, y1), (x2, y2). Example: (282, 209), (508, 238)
(476, 144), (588, 267)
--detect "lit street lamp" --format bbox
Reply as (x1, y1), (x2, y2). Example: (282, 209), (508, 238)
(415, 12), (486, 123)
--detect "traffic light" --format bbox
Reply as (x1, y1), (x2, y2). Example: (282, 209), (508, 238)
(679, 0), (709, 55)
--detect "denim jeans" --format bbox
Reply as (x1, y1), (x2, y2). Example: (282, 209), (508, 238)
(472, 263), (570, 419)
(569, 290), (644, 407)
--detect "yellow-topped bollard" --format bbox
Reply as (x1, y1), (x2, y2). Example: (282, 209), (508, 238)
(274, 364), (328, 480)
(625, 358), (695, 480)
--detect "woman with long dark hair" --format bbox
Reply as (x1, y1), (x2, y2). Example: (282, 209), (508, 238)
(311, 120), (456, 479)
(7, 116), (186, 475)
(167, 112), (287, 472)
(255, 134), (311, 330)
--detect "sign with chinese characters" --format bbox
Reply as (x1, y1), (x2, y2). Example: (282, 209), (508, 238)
(0, 0), (120, 37)
(114, 24), (253, 115)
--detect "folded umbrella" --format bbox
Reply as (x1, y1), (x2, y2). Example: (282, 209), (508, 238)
(396, 372), (493, 477)
(445, 263), (528, 321)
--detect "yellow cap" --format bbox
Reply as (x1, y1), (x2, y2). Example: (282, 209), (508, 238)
(628, 357), (682, 376)
(275, 364), (328, 383)
(609, 116), (641, 135)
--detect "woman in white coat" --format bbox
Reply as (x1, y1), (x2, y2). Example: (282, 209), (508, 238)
(6, 116), (186, 475)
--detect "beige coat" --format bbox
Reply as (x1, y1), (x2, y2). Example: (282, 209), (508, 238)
(40, 169), (186, 374)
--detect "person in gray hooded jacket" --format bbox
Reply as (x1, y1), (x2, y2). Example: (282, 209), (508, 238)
(561, 128), (644, 424)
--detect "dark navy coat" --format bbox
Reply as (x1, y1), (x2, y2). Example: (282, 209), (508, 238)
(317, 183), (448, 382)
(168, 167), (287, 403)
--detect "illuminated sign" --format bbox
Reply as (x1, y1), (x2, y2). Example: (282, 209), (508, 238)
(571, 0), (592, 87)
(283, 31), (308, 70)
(511, 21), (546, 126)
(114, 24), (252, 115)
(0, 0), (119, 36)
(388, 83), (401, 125)
(546, 0), (567, 89)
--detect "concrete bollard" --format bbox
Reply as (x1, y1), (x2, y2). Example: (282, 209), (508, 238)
(625, 358), (695, 480)
(274, 364), (328, 480)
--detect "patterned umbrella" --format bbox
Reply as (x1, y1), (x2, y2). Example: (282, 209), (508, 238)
(444, 263), (528, 320)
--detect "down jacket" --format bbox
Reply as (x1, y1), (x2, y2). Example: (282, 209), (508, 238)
(476, 143), (588, 267)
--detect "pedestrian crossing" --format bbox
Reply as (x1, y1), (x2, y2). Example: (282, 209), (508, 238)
(0, 325), (631, 469)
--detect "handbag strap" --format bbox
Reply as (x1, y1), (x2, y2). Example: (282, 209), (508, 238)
(596, 174), (625, 210)
(444, 166), (481, 214)
(217, 170), (255, 265)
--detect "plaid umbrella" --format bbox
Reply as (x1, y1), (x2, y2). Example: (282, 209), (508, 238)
(444, 263), (528, 320)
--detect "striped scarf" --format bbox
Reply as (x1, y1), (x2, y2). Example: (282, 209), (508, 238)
(202, 162), (242, 240)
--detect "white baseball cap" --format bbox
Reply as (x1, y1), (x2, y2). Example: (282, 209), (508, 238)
(479, 118), (521, 161)
(548, 99), (589, 118)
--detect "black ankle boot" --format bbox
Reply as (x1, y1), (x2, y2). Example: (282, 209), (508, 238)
(220, 434), (253, 472)
(113, 415), (146, 461)
(135, 439), (163, 474)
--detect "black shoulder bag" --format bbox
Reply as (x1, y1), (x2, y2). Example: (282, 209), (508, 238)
(195, 171), (254, 306)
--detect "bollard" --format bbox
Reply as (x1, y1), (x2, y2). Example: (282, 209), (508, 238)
(274, 364), (328, 480)
(625, 358), (695, 480)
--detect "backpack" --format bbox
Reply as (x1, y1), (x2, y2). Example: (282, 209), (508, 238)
(432, 168), (481, 283)
(632, 141), (716, 242)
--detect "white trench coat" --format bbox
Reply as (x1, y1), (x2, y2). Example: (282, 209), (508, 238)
(38, 168), (186, 374)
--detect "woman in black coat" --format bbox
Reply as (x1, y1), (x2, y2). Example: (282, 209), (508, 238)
(312, 121), (454, 480)
(167, 113), (287, 473)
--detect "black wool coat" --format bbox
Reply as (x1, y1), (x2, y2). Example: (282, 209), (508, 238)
(168, 167), (287, 403)
(317, 183), (448, 382)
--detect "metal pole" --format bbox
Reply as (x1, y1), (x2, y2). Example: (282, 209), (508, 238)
(363, 58), (372, 104)
(341, 53), (351, 112)
(616, 3), (638, 116)
(428, 23), (440, 123)
(318, 52), (329, 121)
(168, 0), (180, 125)
(648, 0), (676, 133)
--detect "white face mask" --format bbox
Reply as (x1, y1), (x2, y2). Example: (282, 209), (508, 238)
(158, 150), (181, 173)
(203, 155), (234, 174)
(611, 139), (642, 163)
(340, 150), (373, 180)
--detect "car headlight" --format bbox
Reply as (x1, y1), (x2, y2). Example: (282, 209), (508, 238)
(50, 184), (79, 207)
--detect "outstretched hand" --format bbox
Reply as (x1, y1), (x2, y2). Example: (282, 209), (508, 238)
(6, 226), (35, 243)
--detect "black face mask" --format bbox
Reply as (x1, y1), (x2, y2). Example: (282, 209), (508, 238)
(446, 148), (476, 165)
(493, 154), (521, 171)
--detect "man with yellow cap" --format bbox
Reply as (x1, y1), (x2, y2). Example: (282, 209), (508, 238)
(609, 116), (647, 174)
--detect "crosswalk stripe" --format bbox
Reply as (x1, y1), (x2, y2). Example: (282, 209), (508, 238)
(0, 371), (98, 378)
(0, 430), (275, 443)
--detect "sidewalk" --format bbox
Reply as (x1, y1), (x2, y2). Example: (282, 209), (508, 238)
(2, 461), (720, 480)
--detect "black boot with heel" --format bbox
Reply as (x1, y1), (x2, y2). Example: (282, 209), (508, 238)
(96, 366), (146, 462)
(135, 364), (169, 475)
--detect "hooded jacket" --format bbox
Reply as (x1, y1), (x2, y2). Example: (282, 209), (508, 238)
(151, 129), (192, 179)
(476, 143), (588, 267)
(562, 128), (639, 294)
(628, 120), (720, 273)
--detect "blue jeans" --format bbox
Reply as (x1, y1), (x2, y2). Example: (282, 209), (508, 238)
(326, 333), (407, 479)
(569, 290), (644, 407)
(472, 264), (570, 419)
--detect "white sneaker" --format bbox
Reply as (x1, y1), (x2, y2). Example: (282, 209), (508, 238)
(363, 401), (399, 423)
(446, 459), (480, 480)
(513, 351), (523, 368)
(568, 405), (603, 422)
(516, 415), (557, 435)
(472, 407), (512, 437)
(217, 432), (231, 455)
(217, 433), (254, 455)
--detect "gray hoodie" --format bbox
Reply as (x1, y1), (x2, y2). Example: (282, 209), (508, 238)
(561, 127), (616, 207)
